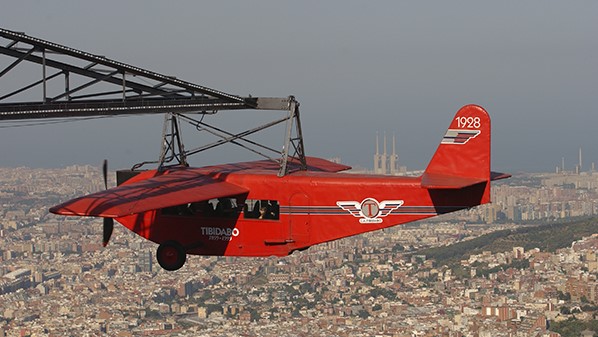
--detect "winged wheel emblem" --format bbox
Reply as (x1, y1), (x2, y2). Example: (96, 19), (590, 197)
(337, 198), (404, 224)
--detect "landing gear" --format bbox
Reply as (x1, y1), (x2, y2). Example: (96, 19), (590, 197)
(156, 241), (186, 271)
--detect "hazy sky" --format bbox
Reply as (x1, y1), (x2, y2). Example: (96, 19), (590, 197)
(1, 1), (596, 172)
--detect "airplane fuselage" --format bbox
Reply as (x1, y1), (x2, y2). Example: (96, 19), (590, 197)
(116, 167), (489, 257)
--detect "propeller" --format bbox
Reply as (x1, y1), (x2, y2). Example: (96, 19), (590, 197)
(102, 159), (114, 247)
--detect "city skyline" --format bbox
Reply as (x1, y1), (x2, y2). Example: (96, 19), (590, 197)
(369, 132), (594, 175)
(0, 121), (594, 175)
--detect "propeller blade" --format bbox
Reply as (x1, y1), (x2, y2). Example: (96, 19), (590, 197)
(102, 159), (108, 190)
(103, 217), (114, 247)
(101, 160), (114, 247)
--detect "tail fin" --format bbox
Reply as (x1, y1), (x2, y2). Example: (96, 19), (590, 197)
(422, 105), (491, 189)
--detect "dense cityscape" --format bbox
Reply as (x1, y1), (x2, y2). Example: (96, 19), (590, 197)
(0, 165), (597, 336)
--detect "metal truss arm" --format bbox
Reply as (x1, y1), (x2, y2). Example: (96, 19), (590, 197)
(0, 27), (261, 119)
(0, 28), (307, 176)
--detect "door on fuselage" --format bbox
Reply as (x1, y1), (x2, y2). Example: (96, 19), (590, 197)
(289, 193), (310, 246)
(243, 199), (288, 245)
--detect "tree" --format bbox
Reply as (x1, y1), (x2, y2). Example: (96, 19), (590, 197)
(550, 317), (598, 337)
(206, 304), (222, 316)
(557, 291), (571, 301)
(392, 244), (404, 253)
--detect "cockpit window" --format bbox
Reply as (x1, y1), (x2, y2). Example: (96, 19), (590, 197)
(243, 199), (279, 220)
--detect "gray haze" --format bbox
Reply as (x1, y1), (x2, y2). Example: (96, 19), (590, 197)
(1, 1), (596, 172)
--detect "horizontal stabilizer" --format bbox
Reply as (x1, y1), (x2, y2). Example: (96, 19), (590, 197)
(50, 169), (248, 218)
(491, 171), (511, 181)
(421, 172), (486, 189)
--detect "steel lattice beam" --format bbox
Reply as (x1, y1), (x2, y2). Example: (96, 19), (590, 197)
(0, 28), (295, 120)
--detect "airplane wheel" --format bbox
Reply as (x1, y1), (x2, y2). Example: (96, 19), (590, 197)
(156, 241), (186, 271)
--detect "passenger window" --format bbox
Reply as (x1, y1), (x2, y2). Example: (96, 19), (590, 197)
(161, 204), (195, 217)
(214, 198), (238, 217)
(188, 200), (215, 216)
(161, 198), (241, 218)
(243, 199), (279, 220)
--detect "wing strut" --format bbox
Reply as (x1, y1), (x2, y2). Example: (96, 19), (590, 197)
(158, 113), (188, 170)
(279, 98), (306, 176)
(129, 97), (307, 176)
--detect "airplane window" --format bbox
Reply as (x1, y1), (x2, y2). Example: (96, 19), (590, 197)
(214, 198), (240, 218)
(161, 204), (194, 217)
(189, 201), (215, 216)
(161, 200), (216, 217)
(161, 198), (243, 218)
(243, 199), (279, 220)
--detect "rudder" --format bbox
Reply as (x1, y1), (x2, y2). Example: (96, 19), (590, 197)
(424, 105), (491, 182)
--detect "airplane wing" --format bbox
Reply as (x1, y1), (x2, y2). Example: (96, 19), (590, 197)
(49, 169), (248, 218)
(304, 157), (352, 172)
(201, 156), (351, 173)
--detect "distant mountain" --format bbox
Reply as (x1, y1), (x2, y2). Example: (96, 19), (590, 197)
(419, 217), (598, 267)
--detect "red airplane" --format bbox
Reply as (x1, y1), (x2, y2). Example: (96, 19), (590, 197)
(50, 105), (508, 271)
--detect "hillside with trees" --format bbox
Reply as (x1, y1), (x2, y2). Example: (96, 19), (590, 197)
(419, 217), (598, 267)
